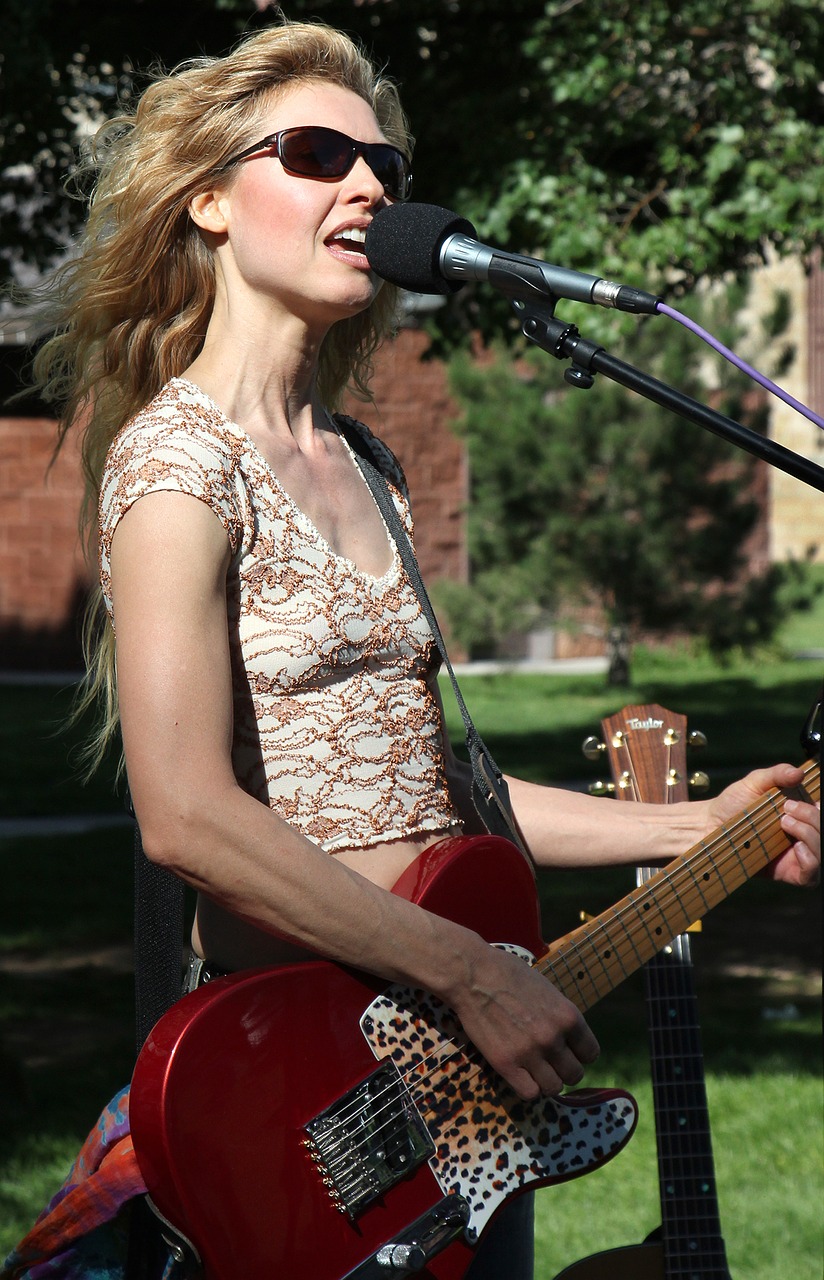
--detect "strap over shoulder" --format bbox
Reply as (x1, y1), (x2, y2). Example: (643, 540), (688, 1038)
(338, 415), (533, 864)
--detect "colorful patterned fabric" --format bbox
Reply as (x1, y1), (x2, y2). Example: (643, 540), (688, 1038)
(0, 1086), (174, 1280)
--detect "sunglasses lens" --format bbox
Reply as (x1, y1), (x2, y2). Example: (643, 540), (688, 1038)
(280, 127), (351, 178)
(281, 127), (410, 201)
(372, 149), (410, 201)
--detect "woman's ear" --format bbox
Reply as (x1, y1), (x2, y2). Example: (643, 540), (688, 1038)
(189, 188), (230, 234)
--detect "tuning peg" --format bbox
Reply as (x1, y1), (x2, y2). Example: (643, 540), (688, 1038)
(688, 729), (708, 749)
(689, 770), (710, 793)
(582, 735), (606, 761)
(588, 780), (615, 796)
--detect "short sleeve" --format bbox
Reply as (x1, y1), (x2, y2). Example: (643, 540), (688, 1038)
(99, 400), (246, 617)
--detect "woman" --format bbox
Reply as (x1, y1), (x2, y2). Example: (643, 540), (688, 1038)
(6, 17), (819, 1280)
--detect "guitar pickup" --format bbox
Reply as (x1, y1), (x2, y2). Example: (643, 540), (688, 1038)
(304, 1062), (435, 1218)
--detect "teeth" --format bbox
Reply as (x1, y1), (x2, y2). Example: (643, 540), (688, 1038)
(341, 227), (366, 244)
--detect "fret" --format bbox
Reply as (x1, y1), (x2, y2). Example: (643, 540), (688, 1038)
(651, 1107), (716, 1131)
(657, 1178), (720, 1197)
(651, 1061), (713, 1084)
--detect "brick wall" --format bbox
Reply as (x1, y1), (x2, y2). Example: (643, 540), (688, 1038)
(0, 413), (91, 667)
(0, 327), (467, 669)
(342, 326), (468, 588)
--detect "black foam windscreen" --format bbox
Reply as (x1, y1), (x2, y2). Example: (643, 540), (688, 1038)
(364, 202), (477, 294)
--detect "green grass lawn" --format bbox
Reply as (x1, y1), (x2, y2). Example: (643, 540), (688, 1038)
(441, 645), (823, 786)
(1, 645), (821, 1273)
(534, 1071), (823, 1280)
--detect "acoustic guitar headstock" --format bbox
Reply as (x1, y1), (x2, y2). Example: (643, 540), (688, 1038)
(583, 702), (708, 805)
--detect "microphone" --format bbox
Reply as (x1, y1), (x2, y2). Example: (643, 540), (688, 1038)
(365, 202), (661, 315)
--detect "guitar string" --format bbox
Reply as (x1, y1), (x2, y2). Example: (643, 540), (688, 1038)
(650, 952), (726, 1255)
(646, 871), (725, 1251)
(656, 953), (727, 1255)
(654, 983), (730, 1272)
(644, 890), (719, 1243)
(533, 803), (787, 1010)
(311, 762), (817, 1177)
(534, 762), (814, 1001)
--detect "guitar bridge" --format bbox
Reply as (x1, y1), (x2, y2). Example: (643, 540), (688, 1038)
(304, 1062), (435, 1218)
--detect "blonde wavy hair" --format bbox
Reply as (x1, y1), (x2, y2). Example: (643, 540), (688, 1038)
(34, 18), (412, 772)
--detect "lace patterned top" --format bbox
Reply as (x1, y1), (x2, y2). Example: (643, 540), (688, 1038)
(99, 378), (459, 852)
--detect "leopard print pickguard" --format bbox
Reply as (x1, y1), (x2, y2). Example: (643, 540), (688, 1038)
(359, 944), (637, 1242)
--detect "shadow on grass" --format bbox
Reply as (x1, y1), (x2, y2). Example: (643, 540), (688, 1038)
(476, 669), (823, 785)
(1, 828), (138, 1175)
(0, 683), (125, 820)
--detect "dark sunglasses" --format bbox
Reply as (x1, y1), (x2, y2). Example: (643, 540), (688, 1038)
(221, 125), (412, 202)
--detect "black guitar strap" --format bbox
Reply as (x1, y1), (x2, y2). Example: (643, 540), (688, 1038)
(133, 821), (185, 1053)
(336, 415), (532, 863)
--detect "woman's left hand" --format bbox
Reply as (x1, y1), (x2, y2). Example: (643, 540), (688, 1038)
(708, 763), (820, 887)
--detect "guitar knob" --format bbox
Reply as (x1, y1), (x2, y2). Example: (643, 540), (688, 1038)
(689, 770), (710, 792)
(377, 1242), (427, 1272)
(688, 729), (708, 749)
(582, 735), (606, 761)
(588, 780), (615, 796)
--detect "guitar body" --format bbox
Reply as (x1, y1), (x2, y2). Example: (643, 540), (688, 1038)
(133, 751), (818, 1279)
(553, 1239), (663, 1280)
(131, 836), (638, 1280)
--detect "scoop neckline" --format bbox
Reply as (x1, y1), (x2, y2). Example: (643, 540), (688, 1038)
(172, 377), (399, 586)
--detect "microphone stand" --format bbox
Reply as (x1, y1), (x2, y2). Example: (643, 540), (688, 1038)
(512, 297), (824, 494)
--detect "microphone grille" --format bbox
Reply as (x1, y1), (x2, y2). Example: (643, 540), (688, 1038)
(365, 202), (477, 294)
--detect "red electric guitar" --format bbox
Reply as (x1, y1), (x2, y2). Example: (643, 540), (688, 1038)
(130, 758), (817, 1279)
(556, 704), (731, 1280)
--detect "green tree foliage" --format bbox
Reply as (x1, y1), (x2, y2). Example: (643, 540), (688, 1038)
(0, 0), (255, 283)
(277, 0), (824, 343)
(3, 2), (823, 305)
(3, 2), (820, 675)
(443, 285), (817, 680)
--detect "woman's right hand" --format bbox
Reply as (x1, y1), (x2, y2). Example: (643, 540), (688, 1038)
(446, 938), (600, 1101)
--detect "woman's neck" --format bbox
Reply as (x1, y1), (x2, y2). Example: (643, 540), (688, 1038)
(183, 314), (327, 448)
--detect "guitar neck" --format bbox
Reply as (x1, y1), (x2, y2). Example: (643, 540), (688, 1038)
(644, 940), (728, 1275)
(619, 703), (730, 1276)
(538, 757), (817, 1013)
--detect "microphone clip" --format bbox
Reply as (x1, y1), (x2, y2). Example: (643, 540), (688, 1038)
(564, 365), (596, 390)
(515, 299), (603, 387)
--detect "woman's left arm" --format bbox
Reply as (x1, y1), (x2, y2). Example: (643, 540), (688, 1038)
(445, 750), (819, 886)
(432, 681), (819, 886)
(509, 765), (819, 886)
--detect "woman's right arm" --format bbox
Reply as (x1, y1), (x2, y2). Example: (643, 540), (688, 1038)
(110, 490), (599, 1098)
